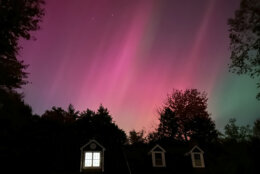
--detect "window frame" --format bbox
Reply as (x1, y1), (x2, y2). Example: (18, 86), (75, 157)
(152, 151), (166, 167)
(191, 152), (205, 168)
(83, 151), (101, 169)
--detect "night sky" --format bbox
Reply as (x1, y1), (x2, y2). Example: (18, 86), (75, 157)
(19, 0), (259, 132)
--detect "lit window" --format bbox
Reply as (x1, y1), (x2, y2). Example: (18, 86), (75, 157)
(93, 152), (100, 167)
(84, 152), (101, 167)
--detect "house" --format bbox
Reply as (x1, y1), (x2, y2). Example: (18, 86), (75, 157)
(79, 140), (206, 174)
(80, 139), (105, 173)
(124, 142), (207, 174)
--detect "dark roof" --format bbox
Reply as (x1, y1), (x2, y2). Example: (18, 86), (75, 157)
(123, 143), (199, 174)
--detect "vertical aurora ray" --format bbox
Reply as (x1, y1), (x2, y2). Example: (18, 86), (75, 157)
(19, 0), (259, 132)
(177, 0), (215, 88)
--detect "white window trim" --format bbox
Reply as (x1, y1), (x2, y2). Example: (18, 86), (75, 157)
(191, 152), (205, 168)
(152, 151), (166, 167)
(80, 140), (105, 173)
(83, 151), (102, 169)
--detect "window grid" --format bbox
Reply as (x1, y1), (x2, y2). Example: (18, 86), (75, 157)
(192, 153), (204, 168)
(84, 152), (101, 168)
(153, 152), (165, 167)
(155, 153), (163, 166)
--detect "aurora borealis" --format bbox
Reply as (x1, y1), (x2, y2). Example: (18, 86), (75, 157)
(19, 0), (259, 132)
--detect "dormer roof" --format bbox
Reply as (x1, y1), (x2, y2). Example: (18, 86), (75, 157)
(149, 144), (166, 153)
(80, 139), (106, 151)
(188, 145), (204, 154)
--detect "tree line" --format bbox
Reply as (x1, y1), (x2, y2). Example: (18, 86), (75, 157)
(1, 86), (260, 173)
(128, 89), (260, 145)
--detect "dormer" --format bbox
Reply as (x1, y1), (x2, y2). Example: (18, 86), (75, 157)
(80, 139), (105, 173)
(187, 145), (205, 168)
(149, 144), (166, 167)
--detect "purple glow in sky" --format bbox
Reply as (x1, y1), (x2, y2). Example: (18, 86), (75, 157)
(20, 0), (259, 132)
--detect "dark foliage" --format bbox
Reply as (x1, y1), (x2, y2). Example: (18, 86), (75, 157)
(228, 0), (260, 99)
(1, 92), (260, 174)
(1, 103), (128, 174)
(0, 0), (44, 89)
(129, 129), (146, 144)
(253, 119), (260, 138)
(157, 108), (178, 140)
(224, 118), (252, 142)
(0, 88), (33, 129)
(155, 89), (218, 144)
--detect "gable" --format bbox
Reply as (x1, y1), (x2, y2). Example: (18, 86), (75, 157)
(192, 147), (202, 153)
(82, 143), (103, 151)
(190, 145), (203, 153)
(153, 147), (164, 152)
(150, 144), (166, 153)
(81, 139), (105, 151)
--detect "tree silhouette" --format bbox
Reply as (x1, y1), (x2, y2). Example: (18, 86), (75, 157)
(65, 104), (79, 123)
(157, 107), (178, 139)
(228, 0), (260, 99)
(253, 119), (260, 138)
(42, 106), (66, 123)
(224, 118), (252, 142)
(76, 105), (127, 146)
(0, 0), (44, 89)
(0, 88), (33, 129)
(155, 89), (218, 143)
(188, 114), (218, 143)
(128, 129), (146, 144)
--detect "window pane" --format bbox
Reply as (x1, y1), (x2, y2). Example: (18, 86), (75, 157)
(155, 159), (163, 165)
(194, 154), (201, 160)
(195, 160), (202, 166)
(155, 153), (163, 166)
(85, 152), (92, 160)
(194, 154), (202, 166)
(93, 159), (100, 167)
(84, 152), (101, 167)
(85, 159), (92, 167)
(93, 152), (100, 160)
(155, 153), (162, 159)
